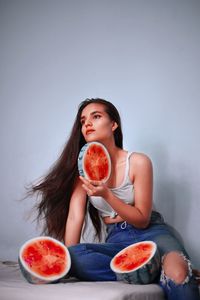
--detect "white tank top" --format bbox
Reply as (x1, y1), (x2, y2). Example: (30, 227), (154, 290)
(88, 152), (134, 218)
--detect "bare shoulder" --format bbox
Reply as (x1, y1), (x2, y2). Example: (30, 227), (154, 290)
(129, 152), (153, 180)
(130, 152), (152, 167)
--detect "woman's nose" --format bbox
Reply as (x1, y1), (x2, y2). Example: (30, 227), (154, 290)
(85, 119), (92, 127)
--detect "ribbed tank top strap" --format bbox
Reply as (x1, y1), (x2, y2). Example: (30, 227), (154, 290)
(124, 152), (134, 183)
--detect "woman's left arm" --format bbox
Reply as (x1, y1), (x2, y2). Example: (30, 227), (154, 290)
(80, 153), (153, 228)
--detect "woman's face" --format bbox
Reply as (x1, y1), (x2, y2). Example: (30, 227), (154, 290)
(80, 103), (117, 144)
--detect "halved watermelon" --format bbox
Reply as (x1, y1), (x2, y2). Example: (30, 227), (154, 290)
(110, 241), (160, 284)
(78, 142), (111, 182)
(18, 236), (71, 284)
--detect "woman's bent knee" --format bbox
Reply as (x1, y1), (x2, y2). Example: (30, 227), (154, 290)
(161, 251), (192, 285)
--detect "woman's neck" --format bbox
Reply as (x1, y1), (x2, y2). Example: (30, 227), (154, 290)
(96, 137), (124, 165)
(104, 143), (124, 165)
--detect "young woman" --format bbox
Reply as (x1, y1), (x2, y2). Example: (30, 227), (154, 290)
(30, 98), (200, 299)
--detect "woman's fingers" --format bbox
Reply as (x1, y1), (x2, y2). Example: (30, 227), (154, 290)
(79, 176), (88, 183)
(79, 176), (92, 189)
(79, 176), (106, 197)
(79, 176), (101, 187)
(82, 184), (93, 196)
(89, 180), (102, 186)
(80, 176), (96, 195)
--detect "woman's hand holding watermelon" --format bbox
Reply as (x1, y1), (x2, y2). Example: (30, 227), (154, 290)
(79, 176), (110, 199)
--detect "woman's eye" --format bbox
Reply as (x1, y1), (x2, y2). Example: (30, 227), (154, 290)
(80, 119), (85, 125)
(93, 114), (101, 119)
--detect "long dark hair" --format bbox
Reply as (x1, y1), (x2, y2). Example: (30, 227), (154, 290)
(29, 98), (123, 241)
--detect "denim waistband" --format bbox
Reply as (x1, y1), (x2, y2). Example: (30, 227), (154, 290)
(106, 221), (128, 229)
(106, 221), (134, 236)
(106, 211), (164, 231)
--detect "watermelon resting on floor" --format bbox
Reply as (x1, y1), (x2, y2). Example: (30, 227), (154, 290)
(110, 241), (160, 284)
(18, 236), (71, 284)
(78, 142), (111, 182)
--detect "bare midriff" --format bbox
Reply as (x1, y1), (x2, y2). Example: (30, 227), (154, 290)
(103, 215), (124, 224)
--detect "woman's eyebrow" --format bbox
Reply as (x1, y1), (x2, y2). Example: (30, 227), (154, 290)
(80, 110), (104, 121)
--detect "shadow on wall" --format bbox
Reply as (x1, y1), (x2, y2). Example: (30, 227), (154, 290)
(152, 143), (191, 244)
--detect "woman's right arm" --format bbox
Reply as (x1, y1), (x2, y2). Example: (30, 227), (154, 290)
(64, 178), (87, 247)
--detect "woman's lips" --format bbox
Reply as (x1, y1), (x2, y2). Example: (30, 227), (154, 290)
(86, 129), (95, 135)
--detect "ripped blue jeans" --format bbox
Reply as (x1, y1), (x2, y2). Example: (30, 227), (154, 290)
(68, 211), (200, 300)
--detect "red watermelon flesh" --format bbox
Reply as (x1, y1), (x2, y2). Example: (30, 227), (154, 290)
(113, 243), (153, 272)
(19, 237), (71, 283)
(83, 143), (110, 181)
(21, 239), (67, 277)
(110, 241), (160, 284)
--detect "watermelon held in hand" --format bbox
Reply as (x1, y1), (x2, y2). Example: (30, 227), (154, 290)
(18, 236), (71, 284)
(110, 241), (160, 284)
(78, 142), (111, 182)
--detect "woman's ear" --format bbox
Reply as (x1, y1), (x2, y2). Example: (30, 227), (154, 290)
(112, 122), (118, 132)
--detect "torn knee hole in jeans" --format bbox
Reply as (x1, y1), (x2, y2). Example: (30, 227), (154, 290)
(160, 252), (193, 286)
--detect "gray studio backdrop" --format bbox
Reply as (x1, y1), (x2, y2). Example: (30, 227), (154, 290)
(0, 0), (200, 269)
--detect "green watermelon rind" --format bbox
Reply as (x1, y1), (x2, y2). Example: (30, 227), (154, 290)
(110, 241), (160, 284)
(78, 142), (111, 183)
(18, 236), (71, 284)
